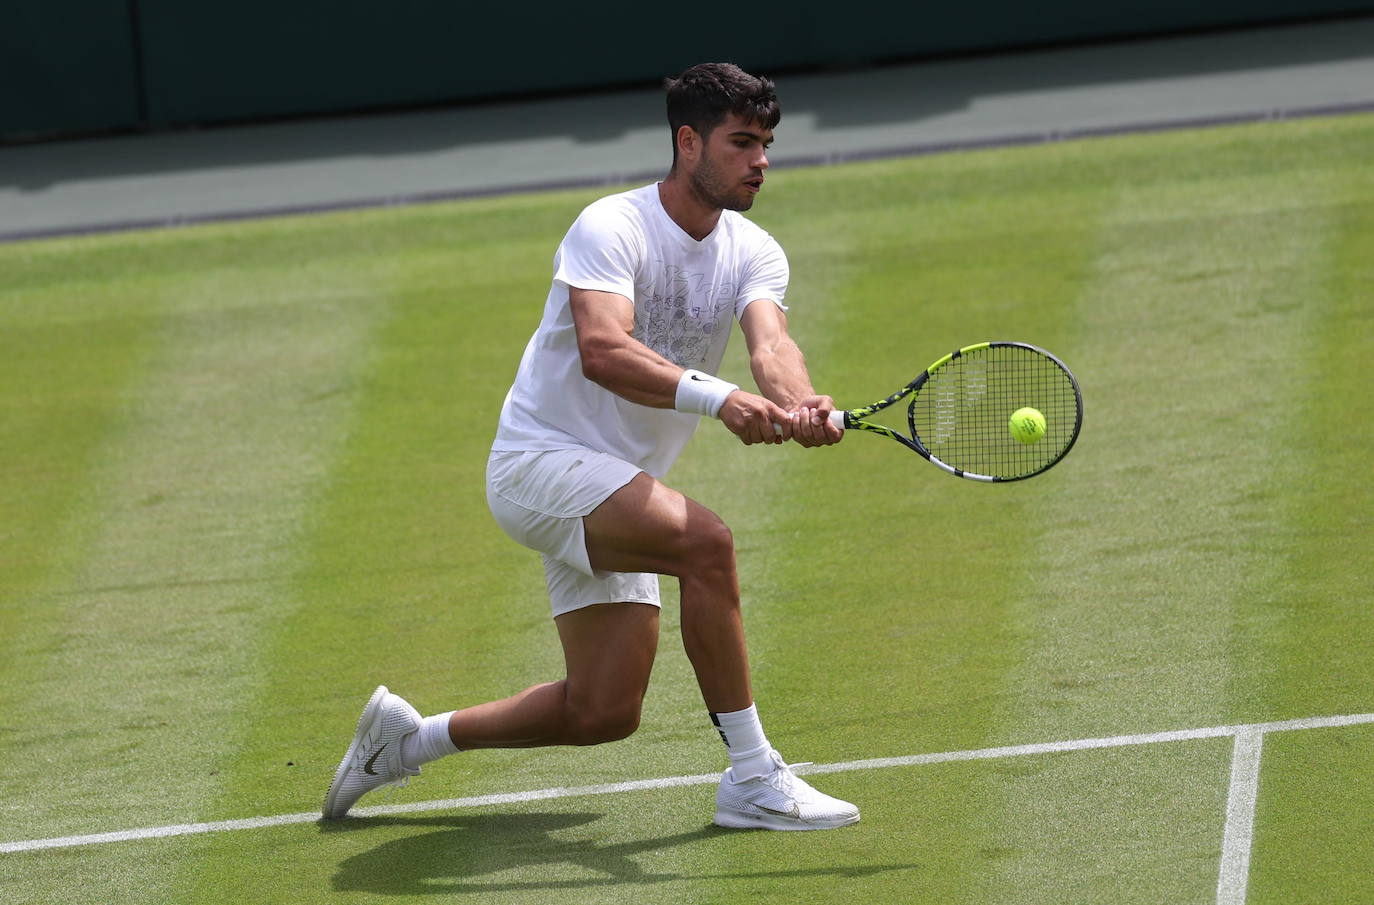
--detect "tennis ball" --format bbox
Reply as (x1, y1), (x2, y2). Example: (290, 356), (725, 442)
(1009, 407), (1046, 445)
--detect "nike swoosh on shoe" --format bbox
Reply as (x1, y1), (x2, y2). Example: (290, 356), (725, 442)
(363, 743), (387, 776)
(753, 802), (801, 819)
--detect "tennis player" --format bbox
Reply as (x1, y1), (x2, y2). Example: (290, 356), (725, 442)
(325, 62), (857, 830)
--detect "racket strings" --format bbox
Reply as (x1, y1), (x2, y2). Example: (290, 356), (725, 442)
(910, 345), (1079, 480)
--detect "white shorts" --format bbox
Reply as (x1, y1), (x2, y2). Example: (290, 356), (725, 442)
(486, 448), (661, 617)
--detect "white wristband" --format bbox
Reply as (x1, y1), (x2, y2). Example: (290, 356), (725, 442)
(674, 369), (739, 418)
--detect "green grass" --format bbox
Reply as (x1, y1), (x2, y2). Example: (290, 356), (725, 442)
(2, 113), (1372, 904)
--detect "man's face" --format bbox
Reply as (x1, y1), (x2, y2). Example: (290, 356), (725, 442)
(687, 113), (773, 212)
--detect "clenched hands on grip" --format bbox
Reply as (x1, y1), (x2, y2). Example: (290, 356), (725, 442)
(719, 390), (844, 447)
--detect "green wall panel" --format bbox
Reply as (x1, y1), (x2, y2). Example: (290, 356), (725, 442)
(0, 1), (140, 139)
(5, 0), (1373, 137)
(133, 1), (1374, 128)
(133, 0), (802, 127)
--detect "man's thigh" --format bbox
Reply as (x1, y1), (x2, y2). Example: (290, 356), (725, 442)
(582, 471), (727, 576)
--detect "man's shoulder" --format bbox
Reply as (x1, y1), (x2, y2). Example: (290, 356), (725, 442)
(578, 184), (658, 225)
(720, 210), (781, 253)
(560, 187), (658, 254)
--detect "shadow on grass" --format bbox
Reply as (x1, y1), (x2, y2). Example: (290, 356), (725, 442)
(324, 812), (915, 894)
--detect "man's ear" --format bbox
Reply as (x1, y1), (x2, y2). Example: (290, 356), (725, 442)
(675, 124), (701, 163)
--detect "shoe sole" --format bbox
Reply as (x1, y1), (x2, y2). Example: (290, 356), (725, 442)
(713, 808), (860, 831)
(322, 684), (388, 819)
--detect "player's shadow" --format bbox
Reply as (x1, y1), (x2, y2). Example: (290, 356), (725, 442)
(324, 812), (915, 894)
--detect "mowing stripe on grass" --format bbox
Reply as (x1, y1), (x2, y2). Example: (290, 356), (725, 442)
(4, 711), (1368, 856)
(0, 257), (392, 850)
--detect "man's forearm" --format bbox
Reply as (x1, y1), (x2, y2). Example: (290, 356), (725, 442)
(580, 335), (685, 409)
(750, 337), (815, 409)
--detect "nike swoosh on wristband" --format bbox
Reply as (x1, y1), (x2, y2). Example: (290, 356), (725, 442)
(689, 374), (712, 382)
(363, 744), (387, 776)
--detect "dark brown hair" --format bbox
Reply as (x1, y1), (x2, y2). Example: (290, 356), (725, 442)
(664, 63), (780, 164)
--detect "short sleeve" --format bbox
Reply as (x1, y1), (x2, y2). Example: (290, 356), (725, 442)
(735, 234), (789, 318)
(552, 202), (642, 299)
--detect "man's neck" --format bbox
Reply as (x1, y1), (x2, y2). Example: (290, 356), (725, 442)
(657, 176), (721, 242)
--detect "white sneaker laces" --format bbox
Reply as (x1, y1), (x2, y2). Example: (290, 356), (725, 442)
(766, 758), (813, 793)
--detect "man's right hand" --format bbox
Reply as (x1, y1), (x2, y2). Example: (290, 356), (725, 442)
(718, 390), (793, 445)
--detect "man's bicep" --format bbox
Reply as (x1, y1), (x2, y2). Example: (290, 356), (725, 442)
(569, 287), (636, 335)
(570, 288), (639, 371)
(567, 287), (679, 406)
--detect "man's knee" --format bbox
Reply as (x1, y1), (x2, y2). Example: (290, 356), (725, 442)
(568, 701), (642, 745)
(684, 513), (735, 571)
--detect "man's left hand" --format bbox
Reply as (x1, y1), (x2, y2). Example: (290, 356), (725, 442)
(787, 396), (843, 447)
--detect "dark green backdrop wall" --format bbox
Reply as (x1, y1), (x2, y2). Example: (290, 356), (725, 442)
(1, 0), (141, 138)
(4, 0), (1373, 139)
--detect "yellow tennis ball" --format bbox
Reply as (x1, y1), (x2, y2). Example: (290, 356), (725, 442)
(1010, 407), (1046, 445)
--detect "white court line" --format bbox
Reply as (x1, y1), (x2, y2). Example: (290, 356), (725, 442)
(1216, 730), (1265, 905)
(3, 711), (1370, 857)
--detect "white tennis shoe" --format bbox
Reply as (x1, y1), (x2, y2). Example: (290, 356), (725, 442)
(713, 750), (860, 830)
(322, 685), (422, 819)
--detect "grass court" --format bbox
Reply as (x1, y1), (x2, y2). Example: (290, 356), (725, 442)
(2, 112), (1372, 904)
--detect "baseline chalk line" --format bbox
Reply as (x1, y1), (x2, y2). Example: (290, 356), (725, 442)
(4, 710), (1370, 855)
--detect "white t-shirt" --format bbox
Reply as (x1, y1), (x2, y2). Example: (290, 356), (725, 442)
(492, 183), (789, 478)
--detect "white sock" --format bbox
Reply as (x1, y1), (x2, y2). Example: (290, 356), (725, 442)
(710, 703), (774, 780)
(400, 712), (460, 770)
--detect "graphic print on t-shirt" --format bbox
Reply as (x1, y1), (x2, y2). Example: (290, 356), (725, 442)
(637, 263), (737, 369)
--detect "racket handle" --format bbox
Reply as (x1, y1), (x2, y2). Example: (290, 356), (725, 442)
(770, 409), (847, 435)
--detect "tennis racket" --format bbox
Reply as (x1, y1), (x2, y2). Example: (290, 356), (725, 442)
(824, 341), (1082, 482)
